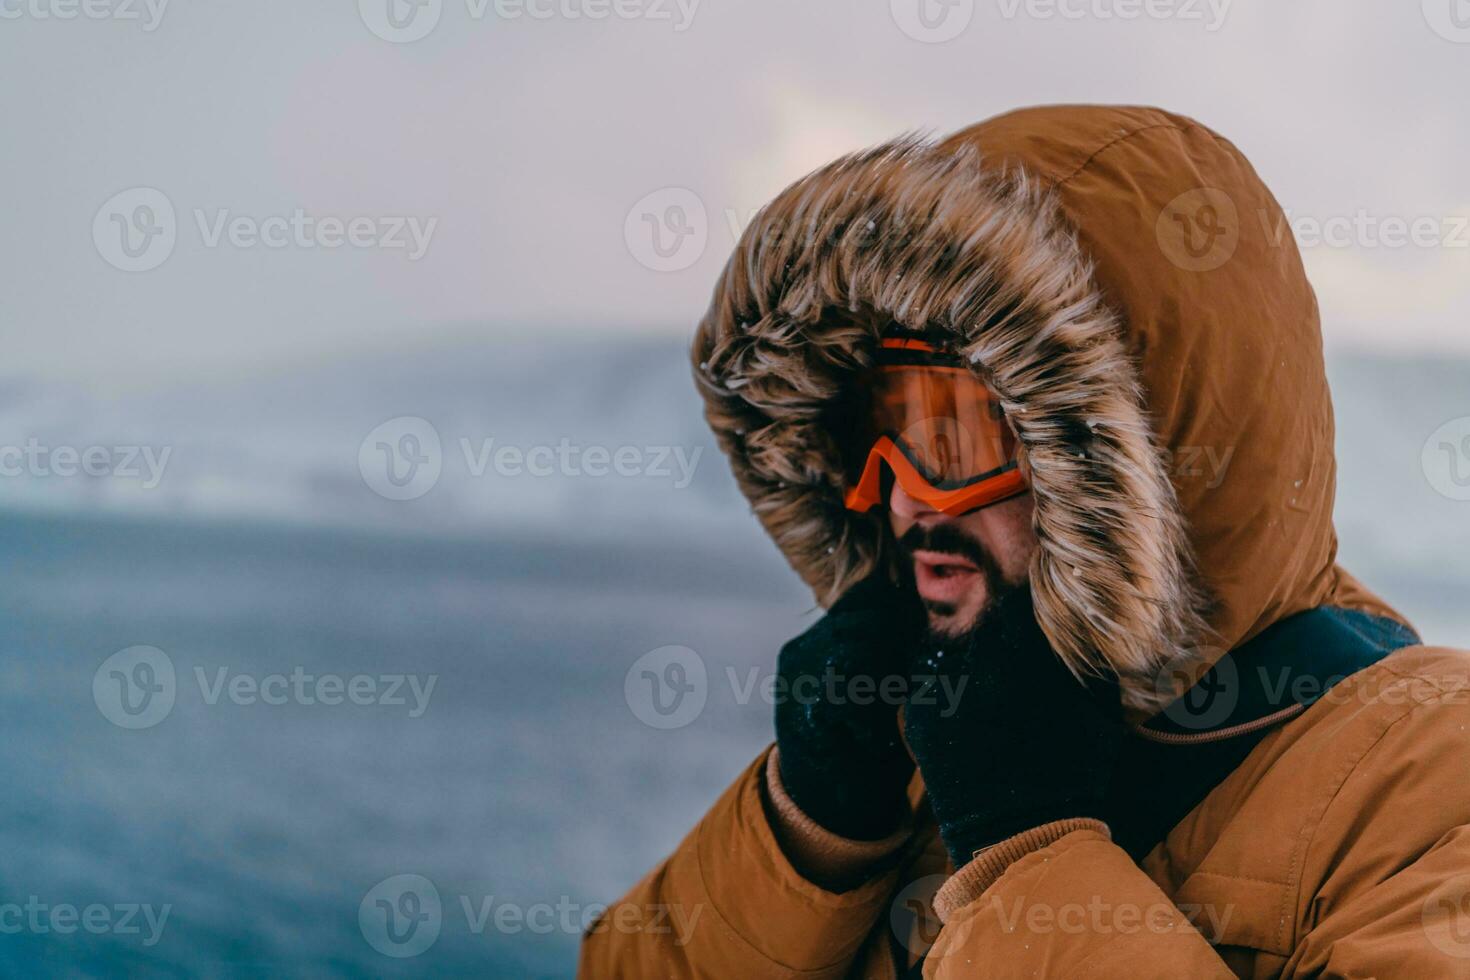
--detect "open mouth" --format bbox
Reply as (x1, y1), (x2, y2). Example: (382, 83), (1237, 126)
(910, 548), (984, 608)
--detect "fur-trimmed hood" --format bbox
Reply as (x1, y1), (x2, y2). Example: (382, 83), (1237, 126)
(692, 105), (1403, 716)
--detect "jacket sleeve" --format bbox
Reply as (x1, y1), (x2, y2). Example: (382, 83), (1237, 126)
(1282, 682), (1470, 978)
(924, 669), (1470, 979)
(923, 826), (1235, 979)
(1289, 824), (1470, 978)
(577, 746), (907, 980)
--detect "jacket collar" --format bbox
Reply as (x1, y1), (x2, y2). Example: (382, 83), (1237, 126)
(1139, 607), (1420, 743)
(1107, 606), (1419, 858)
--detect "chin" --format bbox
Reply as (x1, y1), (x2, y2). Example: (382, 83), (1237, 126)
(923, 587), (993, 631)
(926, 573), (1017, 633)
(925, 601), (986, 638)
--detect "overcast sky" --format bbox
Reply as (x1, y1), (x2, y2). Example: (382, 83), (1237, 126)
(2, 0), (1467, 382)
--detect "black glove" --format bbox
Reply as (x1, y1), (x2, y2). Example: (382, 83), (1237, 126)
(774, 575), (925, 840)
(902, 584), (1124, 868)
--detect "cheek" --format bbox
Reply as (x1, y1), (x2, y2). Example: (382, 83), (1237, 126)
(1001, 529), (1037, 579)
(968, 498), (1038, 577)
(998, 514), (1039, 578)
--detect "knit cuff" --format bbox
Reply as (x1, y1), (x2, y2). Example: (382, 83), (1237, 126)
(933, 818), (1111, 921)
(764, 748), (912, 889)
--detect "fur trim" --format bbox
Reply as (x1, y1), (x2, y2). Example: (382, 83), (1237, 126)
(692, 136), (1209, 713)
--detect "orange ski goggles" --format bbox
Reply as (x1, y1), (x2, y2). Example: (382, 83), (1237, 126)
(842, 338), (1026, 516)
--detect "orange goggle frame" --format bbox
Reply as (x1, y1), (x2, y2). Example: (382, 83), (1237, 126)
(843, 338), (1026, 516)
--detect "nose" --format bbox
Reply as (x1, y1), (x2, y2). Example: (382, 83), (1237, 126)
(888, 479), (943, 524)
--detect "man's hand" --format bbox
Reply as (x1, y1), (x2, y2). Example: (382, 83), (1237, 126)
(774, 575), (924, 841)
(902, 584), (1124, 868)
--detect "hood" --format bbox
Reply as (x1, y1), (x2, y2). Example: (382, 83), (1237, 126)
(692, 104), (1404, 715)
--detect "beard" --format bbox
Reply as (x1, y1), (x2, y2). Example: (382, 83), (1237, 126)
(897, 521), (1028, 640)
(914, 571), (1046, 672)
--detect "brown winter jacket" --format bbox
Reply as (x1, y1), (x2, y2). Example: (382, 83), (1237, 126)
(578, 105), (1470, 978)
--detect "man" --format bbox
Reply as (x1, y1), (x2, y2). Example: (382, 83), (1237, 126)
(579, 105), (1470, 977)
